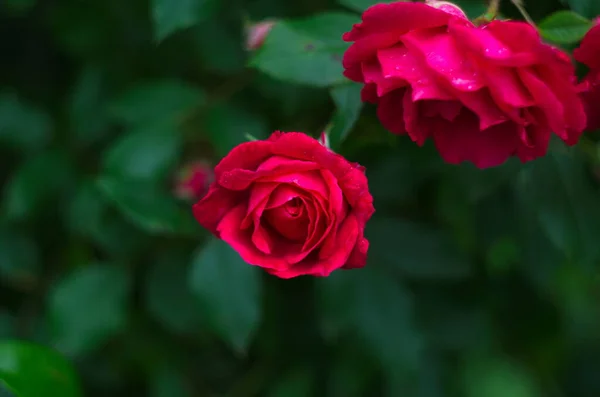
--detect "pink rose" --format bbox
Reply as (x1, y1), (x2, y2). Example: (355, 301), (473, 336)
(342, 1), (586, 168)
(192, 132), (374, 279)
(574, 20), (600, 132)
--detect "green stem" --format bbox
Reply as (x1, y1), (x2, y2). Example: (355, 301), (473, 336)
(511, 0), (536, 26)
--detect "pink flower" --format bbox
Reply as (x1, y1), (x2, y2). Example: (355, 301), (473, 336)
(574, 20), (600, 132)
(342, 1), (586, 168)
(192, 132), (374, 279)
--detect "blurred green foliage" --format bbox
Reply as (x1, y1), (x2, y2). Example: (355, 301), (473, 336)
(1, 0), (600, 396)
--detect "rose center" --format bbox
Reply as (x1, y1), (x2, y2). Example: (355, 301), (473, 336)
(284, 197), (302, 217)
(263, 197), (309, 241)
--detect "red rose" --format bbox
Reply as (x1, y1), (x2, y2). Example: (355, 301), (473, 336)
(574, 20), (600, 132)
(342, 1), (586, 168)
(193, 132), (374, 279)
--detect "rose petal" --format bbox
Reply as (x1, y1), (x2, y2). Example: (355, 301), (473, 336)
(259, 170), (328, 198)
(377, 45), (453, 100)
(193, 184), (241, 235)
(362, 60), (407, 97)
(217, 204), (287, 270)
(268, 214), (360, 279)
(478, 64), (534, 109)
(401, 29), (484, 92)
(574, 23), (600, 69)
(432, 111), (519, 168)
(377, 89), (407, 135)
(343, 2), (453, 43)
(449, 20), (535, 67)
(219, 157), (320, 191)
(518, 68), (566, 140)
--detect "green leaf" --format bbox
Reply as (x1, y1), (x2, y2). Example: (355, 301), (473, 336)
(152, 0), (218, 41)
(268, 368), (314, 397)
(367, 217), (472, 280)
(0, 381), (16, 397)
(538, 10), (592, 44)
(96, 176), (200, 236)
(150, 369), (191, 397)
(328, 82), (363, 150)
(194, 19), (246, 74)
(109, 80), (204, 126)
(0, 228), (39, 289)
(463, 357), (540, 397)
(145, 251), (202, 334)
(338, 0), (387, 12)
(205, 104), (269, 156)
(67, 67), (110, 146)
(250, 13), (358, 87)
(103, 120), (181, 181)
(515, 152), (600, 266)
(318, 267), (422, 372)
(0, 312), (15, 338)
(563, 0), (600, 19)
(0, 93), (51, 152)
(451, 0), (488, 19)
(49, 264), (131, 357)
(0, 341), (82, 397)
(189, 238), (262, 353)
(3, 150), (74, 221)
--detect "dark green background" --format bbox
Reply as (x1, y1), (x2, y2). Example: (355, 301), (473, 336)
(1, 0), (600, 396)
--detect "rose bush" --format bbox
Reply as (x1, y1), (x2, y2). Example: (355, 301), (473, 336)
(192, 131), (374, 279)
(574, 19), (600, 132)
(342, 1), (586, 168)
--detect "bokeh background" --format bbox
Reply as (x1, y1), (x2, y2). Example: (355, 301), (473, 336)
(1, 0), (600, 396)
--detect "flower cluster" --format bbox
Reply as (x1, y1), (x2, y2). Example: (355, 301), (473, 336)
(191, 1), (600, 278)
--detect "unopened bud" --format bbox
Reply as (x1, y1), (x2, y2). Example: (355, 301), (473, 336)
(246, 20), (276, 51)
(174, 161), (213, 201)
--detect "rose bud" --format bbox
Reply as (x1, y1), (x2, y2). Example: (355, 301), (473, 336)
(192, 131), (374, 279)
(574, 19), (600, 132)
(246, 20), (276, 51)
(175, 161), (213, 201)
(342, 1), (586, 168)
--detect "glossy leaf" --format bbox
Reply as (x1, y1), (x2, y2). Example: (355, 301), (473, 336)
(250, 13), (358, 87)
(204, 103), (269, 156)
(463, 357), (540, 397)
(0, 93), (51, 152)
(109, 80), (204, 126)
(67, 67), (110, 146)
(268, 368), (314, 397)
(152, 0), (218, 41)
(563, 0), (600, 19)
(328, 82), (363, 150)
(366, 217), (472, 279)
(49, 264), (131, 356)
(318, 267), (422, 372)
(514, 153), (600, 266)
(2, 150), (74, 221)
(0, 228), (39, 288)
(189, 239), (262, 353)
(144, 251), (202, 334)
(539, 10), (592, 44)
(0, 341), (82, 397)
(102, 120), (181, 181)
(96, 176), (200, 236)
